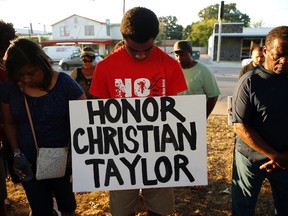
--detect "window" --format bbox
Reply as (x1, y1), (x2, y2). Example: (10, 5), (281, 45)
(85, 25), (94, 36)
(60, 26), (69, 37)
(106, 25), (111, 36)
(106, 19), (111, 36)
(74, 17), (78, 25)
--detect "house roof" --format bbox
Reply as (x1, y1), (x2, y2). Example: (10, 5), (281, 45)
(214, 27), (272, 37)
(51, 14), (105, 26)
(242, 27), (272, 36)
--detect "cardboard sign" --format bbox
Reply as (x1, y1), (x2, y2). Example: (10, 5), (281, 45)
(69, 95), (207, 192)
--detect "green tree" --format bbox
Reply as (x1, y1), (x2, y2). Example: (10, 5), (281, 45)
(188, 2), (251, 47)
(158, 16), (183, 40)
(198, 3), (250, 26)
(189, 19), (217, 47)
(252, 20), (264, 28)
(182, 25), (192, 40)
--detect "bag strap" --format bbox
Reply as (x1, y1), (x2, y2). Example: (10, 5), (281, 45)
(24, 95), (38, 150)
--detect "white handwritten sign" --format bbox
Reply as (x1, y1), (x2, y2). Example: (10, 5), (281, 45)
(69, 95), (207, 192)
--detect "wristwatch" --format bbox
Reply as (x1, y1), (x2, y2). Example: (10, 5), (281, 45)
(13, 148), (22, 158)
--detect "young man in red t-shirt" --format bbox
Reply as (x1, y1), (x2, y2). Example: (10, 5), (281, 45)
(90, 7), (187, 216)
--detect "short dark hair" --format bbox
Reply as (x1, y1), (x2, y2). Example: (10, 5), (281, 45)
(0, 20), (17, 58)
(120, 7), (159, 43)
(4, 38), (53, 91)
(265, 26), (288, 51)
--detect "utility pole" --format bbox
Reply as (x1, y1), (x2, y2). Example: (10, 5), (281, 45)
(123, 0), (125, 14)
(217, 1), (224, 63)
(30, 23), (34, 34)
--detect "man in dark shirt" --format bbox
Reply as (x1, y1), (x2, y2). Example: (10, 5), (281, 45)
(232, 26), (288, 216)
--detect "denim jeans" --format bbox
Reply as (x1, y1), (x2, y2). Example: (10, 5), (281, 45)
(232, 149), (288, 216)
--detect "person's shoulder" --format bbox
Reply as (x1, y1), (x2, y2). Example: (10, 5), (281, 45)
(58, 72), (75, 83)
(248, 61), (254, 67)
(58, 71), (69, 78)
(195, 61), (212, 72)
(194, 61), (205, 68)
(238, 67), (261, 83)
(243, 62), (253, 71)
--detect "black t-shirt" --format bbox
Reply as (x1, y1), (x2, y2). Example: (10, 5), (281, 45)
(232, 65), (288, 161)
(75, 67), (94, 99)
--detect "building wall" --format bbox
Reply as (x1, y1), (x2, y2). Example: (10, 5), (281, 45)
(213, 37), (242, 61)
(52, 15), (110, 40)
(110, 25), (122, 40)
(214, 23), (244, 33)
(209, 23), (271, 61)
(49, 15), (122, 55)
(208, 35), (214, 60)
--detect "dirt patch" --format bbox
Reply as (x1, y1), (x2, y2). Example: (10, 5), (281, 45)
(6, 115), (274, 216)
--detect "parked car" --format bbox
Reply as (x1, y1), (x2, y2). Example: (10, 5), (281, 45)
(43, 46), (81, 62)
(59, 51), (103, 70)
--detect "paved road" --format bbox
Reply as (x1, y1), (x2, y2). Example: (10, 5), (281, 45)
(198, 55), (241, 115)
(54, 54), (241, 115)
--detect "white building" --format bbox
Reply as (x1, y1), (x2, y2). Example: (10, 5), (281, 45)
(44, 14), (122, 56)
(208, 22), (272, 61)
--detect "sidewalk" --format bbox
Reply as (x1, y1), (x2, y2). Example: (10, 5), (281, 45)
(198, 54), (241, 68)
(212, 101), (228, 115)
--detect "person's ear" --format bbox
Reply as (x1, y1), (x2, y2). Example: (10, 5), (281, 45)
(262, 46), (267, 56)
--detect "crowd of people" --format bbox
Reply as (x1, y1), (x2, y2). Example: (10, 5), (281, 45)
(1, 6), (288, 216)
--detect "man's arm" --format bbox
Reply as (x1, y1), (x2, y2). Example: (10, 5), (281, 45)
(206, 96), (218, 118)
(234, 122), (288, 170)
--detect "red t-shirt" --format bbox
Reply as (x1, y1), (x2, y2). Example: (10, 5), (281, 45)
(90, 46), (187, 98)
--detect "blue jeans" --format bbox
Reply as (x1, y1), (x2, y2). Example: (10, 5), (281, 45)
(232, 149), (288, 216)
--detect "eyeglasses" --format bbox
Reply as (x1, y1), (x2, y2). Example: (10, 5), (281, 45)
(82, 59), (93, 63)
